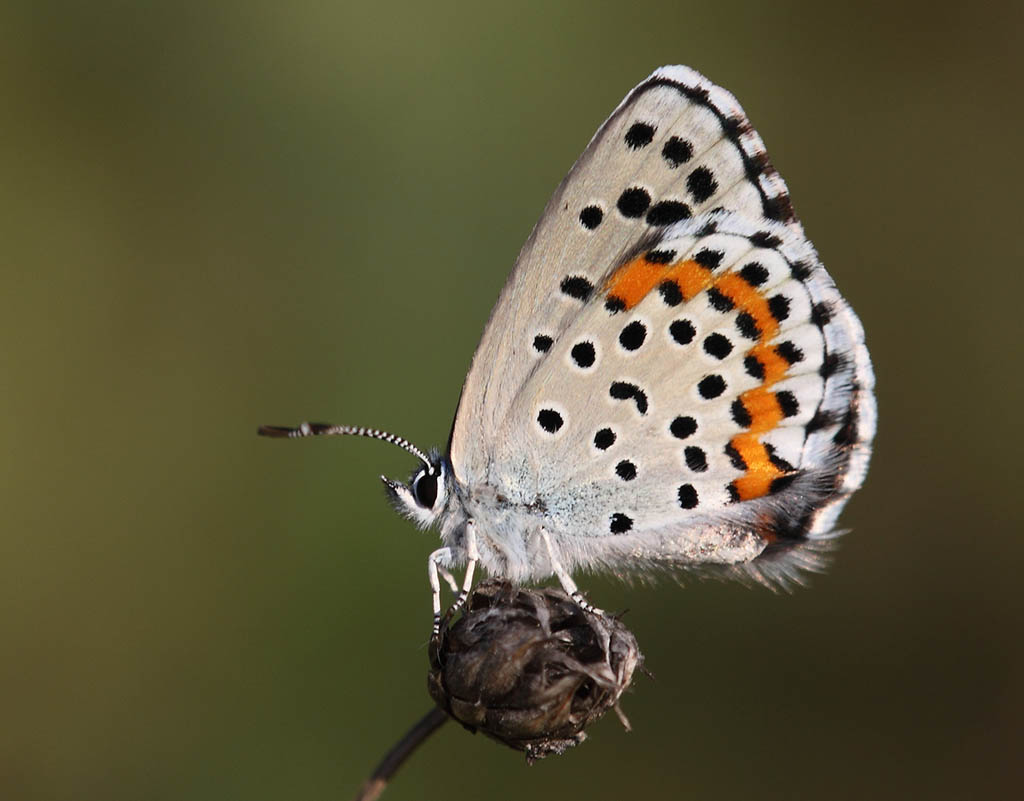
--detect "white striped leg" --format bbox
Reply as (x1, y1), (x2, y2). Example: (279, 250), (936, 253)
(541, 528), (604, 616)
(437, 564), (459, 594)
(443, 520), (478, 622)
(428, 547), (456, 636)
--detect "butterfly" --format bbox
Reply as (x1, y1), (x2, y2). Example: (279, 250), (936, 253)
(260, 66), (877, 633)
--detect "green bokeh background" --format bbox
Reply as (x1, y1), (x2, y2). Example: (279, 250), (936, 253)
(3, 2), (1021, 799)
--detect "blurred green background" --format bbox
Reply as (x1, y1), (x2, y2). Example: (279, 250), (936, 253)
(3, 1), (1021, 799)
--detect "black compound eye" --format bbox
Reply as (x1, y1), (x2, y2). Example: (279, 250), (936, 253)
(413, 470), (438, 509)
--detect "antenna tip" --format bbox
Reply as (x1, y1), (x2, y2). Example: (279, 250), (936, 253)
(258, 425), (295, 438)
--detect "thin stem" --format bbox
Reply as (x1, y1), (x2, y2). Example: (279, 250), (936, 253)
(352, 707), (449, 801)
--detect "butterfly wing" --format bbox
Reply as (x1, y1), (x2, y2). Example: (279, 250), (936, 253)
(447, 66), (875, 585)
(451, 66), (796, 476)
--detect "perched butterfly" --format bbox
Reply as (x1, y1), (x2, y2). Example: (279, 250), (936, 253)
(261, 66), (876, 632)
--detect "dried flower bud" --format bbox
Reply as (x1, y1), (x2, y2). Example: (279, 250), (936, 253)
(427, 579), (642, 762)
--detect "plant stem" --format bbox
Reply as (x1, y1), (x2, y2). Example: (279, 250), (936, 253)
(353, 707), (449, 801)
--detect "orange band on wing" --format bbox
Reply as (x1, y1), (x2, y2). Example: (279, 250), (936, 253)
(728, 433), (784, 501)
(748, 343), (790, 386)
(709, 273), (779, 341)
(604, 257), (713, 310)
(666, 260), (714, 301)
(738, 388), (784, 434)
(603, 256), (668, 309)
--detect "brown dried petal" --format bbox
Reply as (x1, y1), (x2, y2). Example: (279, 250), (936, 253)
(428, 579), (642, 762)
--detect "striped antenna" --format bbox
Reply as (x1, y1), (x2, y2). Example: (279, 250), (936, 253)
(257, 422), (432, 468)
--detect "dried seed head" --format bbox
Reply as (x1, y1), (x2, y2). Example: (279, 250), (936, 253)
(427, 579), (643, 762)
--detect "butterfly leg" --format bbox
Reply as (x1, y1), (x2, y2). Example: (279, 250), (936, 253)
(437, 564), (459, 594)
(443, 519), (479, 622)
(541, 528), (604, 616)
(428, 547), (457, 636)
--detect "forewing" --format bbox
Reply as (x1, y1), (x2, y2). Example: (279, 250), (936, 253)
(450, 66), (798, 480)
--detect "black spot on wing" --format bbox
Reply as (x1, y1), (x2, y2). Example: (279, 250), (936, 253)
(670, 416), (697, 439)
(609, 381), (648, 415)
(646, 248), (676, 264)
(610, 513), (633, 533)
(615, 460), (637, 481)
(604, 296), (626, 314)
(687, 166), (718, 202)
(739, 262), (769, 287)
(560, 275), (593, 300)
(579, 205), (603, 230)
(725, 442), (747, 471)
(694, 249), (723, 269)
(731, 398), (752, 428)
(669, 319), (695, 344)
(777, 391), (800, 418)
(775, 341), (804, 365)
(706, 288), (734, 312)
(767, 294), (791, 322)
(762, 191), (795, 223)
(624, 122), (655, 149)
(811, 301), (834, 328)
(537, 409), (563, 433)
(743, 354), (765, 379)
(684, 446), (708, 473)
(646, 200), (691, 226)
(703, 333), (733, 359)
(820, 352), (845, 378)
(677, 484), (699, 509)
(735, 312), (760, 340)
(749, 231), (782, 249)
(594, 428), (616, 450)
(619, 321), (647, 351)
(697, 374), (726, 399)
(790, 261), (813, 281)
(617, 187), (651, 218)
(659, 281), (683, 307)
(570, 341), (596, 368)
(533, 334), (553, 353)
(662, 136), (693, 167)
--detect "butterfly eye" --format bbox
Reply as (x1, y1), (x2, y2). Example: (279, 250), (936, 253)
(412, 469), (438, 509)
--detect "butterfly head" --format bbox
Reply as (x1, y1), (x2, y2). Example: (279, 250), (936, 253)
(382, 453), (450, 530)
